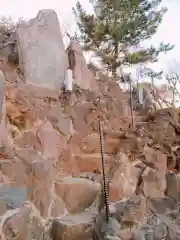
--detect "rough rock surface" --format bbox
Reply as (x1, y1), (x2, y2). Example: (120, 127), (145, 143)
(51, 211), (96, 240)
(67, 40), (98, 92)
(54, 177), (100, 213)
(17, 9), (68, 89)
(108, 152), (138, 202)
(0, 8), (180, 240)
(1, 61), (180, 239)
(0, 70), (5, 122)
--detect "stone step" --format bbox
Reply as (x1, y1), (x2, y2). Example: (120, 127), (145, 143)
(103, 129), (125, 138)
(74, 153), (111, 172)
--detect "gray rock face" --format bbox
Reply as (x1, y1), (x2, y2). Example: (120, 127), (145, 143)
(51, 211), (96, 240)
(67, 40), (97, 91)
(133, 214), (180, 240)
(16, 9), (68, 89)
(0, 70), (5, 123)
(94, 196), (180, 240)
(0, 185), (28, 209)
(166, 172), (180, 202)
(2, 202), (51, 240)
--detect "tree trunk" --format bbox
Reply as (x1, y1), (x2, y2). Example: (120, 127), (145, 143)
(151, 76), (157, 112)
(172, 87), (175, 108)
(111, 44), (119, 80)
(129, 77), (134, 127)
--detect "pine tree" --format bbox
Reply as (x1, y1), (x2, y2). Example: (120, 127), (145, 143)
(73, 0), (173, 78)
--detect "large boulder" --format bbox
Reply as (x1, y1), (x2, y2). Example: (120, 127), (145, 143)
(54, 177), (100, 213)
(67, 40), (97, 91)
(0, 185), (27, 212)
(27, 159), (66, 218)
(16, 9), (68, 89)
(2, 202), (51, 240)
(51, 211), (96, 240)
(37, 120), (67, 160)
(140, 167), (166, 198)
(0, 70), (5, 123)
(94, 195), (147, 240)
(166, 172), (180, 202)
(108, 153), (138, 202)
(139, 147), (167, 198)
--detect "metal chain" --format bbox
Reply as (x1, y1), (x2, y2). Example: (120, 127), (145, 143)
(98, 96), (110, 223)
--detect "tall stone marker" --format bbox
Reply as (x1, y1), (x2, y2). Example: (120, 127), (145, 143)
(67, 40), (98, 92)
(16, 10), (68, 89)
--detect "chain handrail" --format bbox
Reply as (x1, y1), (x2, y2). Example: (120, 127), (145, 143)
(98, 96), (110, 223)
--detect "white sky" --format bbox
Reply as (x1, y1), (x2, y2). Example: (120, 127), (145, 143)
(0, 0), (180, 75)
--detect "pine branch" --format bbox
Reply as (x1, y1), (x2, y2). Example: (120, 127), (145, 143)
(73, 0), (173, 78)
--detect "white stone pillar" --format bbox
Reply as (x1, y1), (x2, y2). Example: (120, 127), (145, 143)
(64, 69), (73, 91)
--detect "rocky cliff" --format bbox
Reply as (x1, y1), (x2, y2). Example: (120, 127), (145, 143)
(0, 9), (180, 240)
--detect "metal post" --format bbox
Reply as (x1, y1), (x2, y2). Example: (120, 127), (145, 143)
(98, 96), (110, 223)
